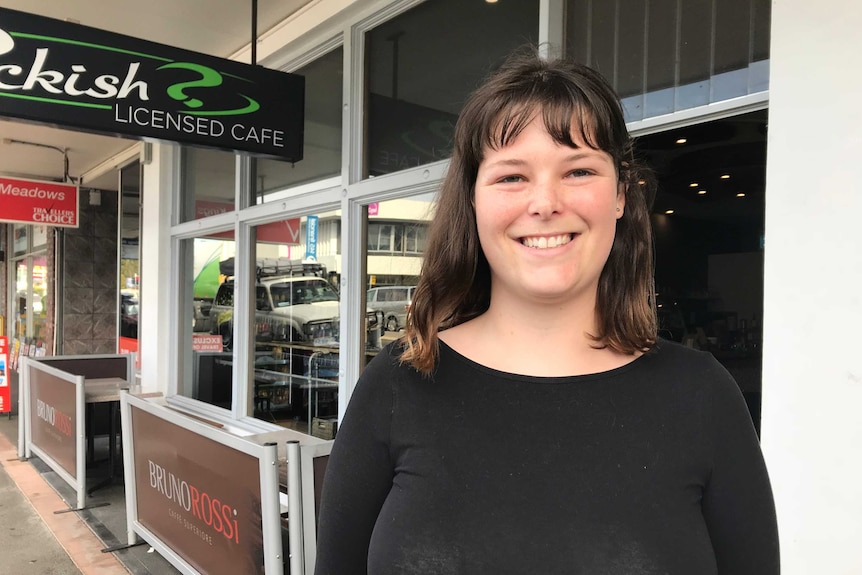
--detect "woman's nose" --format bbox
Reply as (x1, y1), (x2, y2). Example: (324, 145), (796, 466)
(528, 180), (562, 217)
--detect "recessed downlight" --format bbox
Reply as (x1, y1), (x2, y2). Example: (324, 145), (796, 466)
(720, 174), (731, 179)
(689, 182), (698, 188)
(736, 192), (746, 198)
(676, 138), (687, 144)
(665, 209), (675, 215)
(698, 190), (707, 195)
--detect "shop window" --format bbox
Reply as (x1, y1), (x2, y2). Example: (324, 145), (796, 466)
(179, 147), (237, 222)
(176, 236), (236, 410)
(119, 161), (141, 350)
(363, 196), (433, 342)
(256, 47), (344, 203)
(364, 0), (539, 177)
(565, 0), (771, 121)
(245, 214), (351, 432)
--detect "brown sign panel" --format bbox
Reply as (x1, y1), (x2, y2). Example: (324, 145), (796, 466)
(29, 369), (77, 476)
(41, 357), (128, 380)
(130, 407), (266, 574)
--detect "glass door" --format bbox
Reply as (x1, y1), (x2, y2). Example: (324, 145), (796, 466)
(13, 254), (49, 342)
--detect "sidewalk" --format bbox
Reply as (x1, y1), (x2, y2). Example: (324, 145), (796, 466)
(0, 445), (82, 575)
(0, 412), (178, 575)
(0, 415), (126, 575)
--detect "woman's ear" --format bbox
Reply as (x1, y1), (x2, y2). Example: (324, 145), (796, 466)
(616, 182), (627, 219)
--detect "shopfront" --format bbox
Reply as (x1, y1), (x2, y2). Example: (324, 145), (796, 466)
(7, 0), (862, 571)
(148, 0), (769, 439)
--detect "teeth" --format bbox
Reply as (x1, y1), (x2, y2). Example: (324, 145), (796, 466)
(521, 234), (573, 249)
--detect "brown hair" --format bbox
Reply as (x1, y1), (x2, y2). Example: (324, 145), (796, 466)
(401, 49), (657, 374)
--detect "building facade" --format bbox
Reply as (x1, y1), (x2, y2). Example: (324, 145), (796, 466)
(2, 0), (860, 572)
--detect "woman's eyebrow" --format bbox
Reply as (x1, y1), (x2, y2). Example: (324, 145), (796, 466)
(482, 152), (605, 170)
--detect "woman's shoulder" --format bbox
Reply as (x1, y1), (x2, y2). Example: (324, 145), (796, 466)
(648, 338), (725, 369)
(645, 339), (742, 397)
(357, 340), (426, 387)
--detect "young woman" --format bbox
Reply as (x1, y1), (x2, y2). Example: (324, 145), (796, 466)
(314, 50), (779, 574)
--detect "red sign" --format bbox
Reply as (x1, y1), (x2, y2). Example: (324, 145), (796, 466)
(0, 176), (79, 228)
(195, 201), (300, 244)
(0, 337), (10, 414)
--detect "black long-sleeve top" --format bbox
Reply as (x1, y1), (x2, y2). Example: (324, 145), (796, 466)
(314, 339), (779, 574)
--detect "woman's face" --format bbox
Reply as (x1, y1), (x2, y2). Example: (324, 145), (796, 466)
(474, 114), (624, 308)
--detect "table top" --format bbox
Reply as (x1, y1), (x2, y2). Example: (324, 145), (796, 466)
(84, 377), (130, 403)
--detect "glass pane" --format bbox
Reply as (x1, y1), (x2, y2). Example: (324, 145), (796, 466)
(645, 0), (677, 118)
(364, 0), (539, 177)
(14, 259), (28, 338)
(177, 235), (236, 410)
(752, 0), (770, 61)
(247, 212), (346, 432)
(617, 3), (646, 99)
(637, 109), (767, 433)
(566, 0), (770, 121)
(365, 195), (433, 343)
(32, 225), (48, 249)
(256, 47), (344, 203)
(119, 162), (141, 345)
(179, 147), (236, 222)
(13, 255), (48, 341)
(13, 224), (27, 256)
(589, 1), (616, 82)
(32, 255), (48, 341)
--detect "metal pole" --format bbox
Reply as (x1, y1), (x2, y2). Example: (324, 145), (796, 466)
(286, 440), (305, 575)
(251, 0), (258, 66)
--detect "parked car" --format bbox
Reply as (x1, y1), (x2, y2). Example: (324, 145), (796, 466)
(366, 285), (415, 332)
(208, 275), (382, 350)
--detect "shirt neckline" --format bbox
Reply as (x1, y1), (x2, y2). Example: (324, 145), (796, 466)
(437, 339), (656, 384)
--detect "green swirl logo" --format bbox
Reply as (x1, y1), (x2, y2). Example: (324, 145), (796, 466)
(157, 62), (260, 116)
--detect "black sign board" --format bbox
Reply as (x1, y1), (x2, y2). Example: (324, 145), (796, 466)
(0, 8), (304, 161)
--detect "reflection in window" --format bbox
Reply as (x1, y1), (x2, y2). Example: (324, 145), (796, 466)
(244, 216), (381, 433)
(256, 47), (344, 202)
(364, 0), (539, 177)
(368, 222), (428, 255)
(177, 236), (236, 410)
(565, 0), (771, 121)
(180, 147), (237, 222)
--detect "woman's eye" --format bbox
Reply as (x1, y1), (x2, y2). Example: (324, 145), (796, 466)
(497, 175), (524, 184)
(567, 169), (593, 178)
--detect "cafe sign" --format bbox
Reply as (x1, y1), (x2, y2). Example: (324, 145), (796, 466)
(0, 7), (304, 160)
(0, 176), (79, 227)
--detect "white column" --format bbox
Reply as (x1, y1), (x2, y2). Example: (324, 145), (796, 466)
(138, 143), (176, 394)
(761, 1), (862, 573)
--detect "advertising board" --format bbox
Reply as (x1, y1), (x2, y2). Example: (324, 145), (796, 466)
(0, 7), (304, 160)
(130, 406), (269, 574)
(0, 177), (79, 227)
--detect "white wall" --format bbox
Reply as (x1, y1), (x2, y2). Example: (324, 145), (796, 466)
(761, 1), (862, 573)
(139, 143), (175, 393)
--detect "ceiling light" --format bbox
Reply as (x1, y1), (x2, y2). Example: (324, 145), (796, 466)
(486, 0), (498, 3)
(665, 209), (674, 215)
(698, 190), (707, 195)
(689, 182), (698, 188)
(638, 179), (646, 185)
(675, 138), (687, 144)
(736, 192), (746, 197)
(720, 174), (731, 179)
